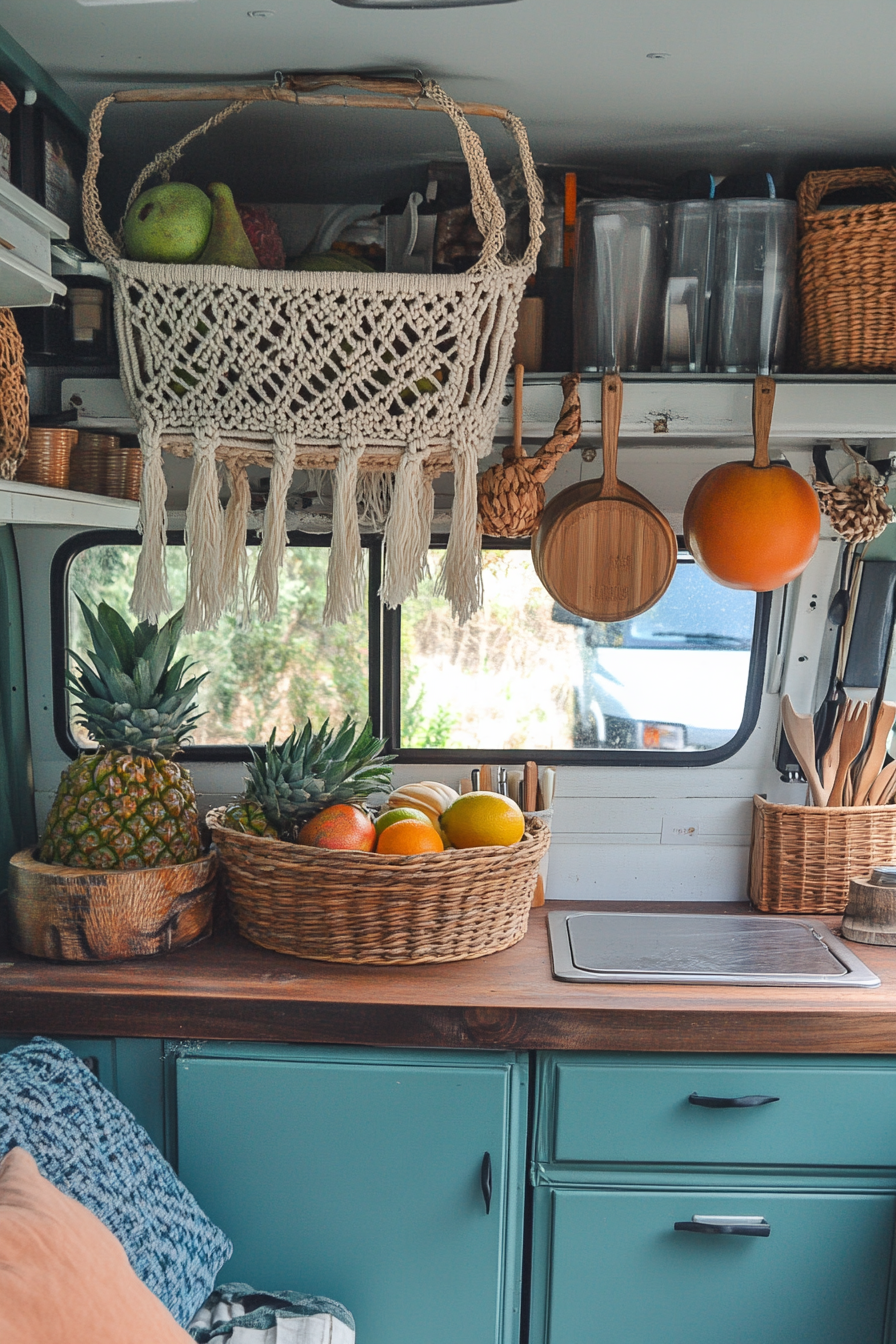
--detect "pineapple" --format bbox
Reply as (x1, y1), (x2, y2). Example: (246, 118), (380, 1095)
(40, 600), (206, 870)
(224, 716), (395, 842)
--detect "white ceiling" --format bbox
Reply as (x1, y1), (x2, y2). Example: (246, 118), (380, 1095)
(4, 0), (896, 208)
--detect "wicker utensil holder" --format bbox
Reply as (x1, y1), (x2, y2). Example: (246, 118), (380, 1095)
(208, 811), (550, 964)
(798, 167), (896, 372)
(749, 794), (896, 915)
(16, 428), (78, 488)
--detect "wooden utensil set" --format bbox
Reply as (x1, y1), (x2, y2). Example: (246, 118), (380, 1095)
(459, 761), (556, 813)
(782, 694), (896, 807)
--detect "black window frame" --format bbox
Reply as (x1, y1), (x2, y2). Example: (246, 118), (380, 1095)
(52, 528), (771, 768)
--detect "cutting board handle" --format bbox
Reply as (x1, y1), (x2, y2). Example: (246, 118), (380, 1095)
(601, 373), (623, 492)
(752, 375), (776, 470)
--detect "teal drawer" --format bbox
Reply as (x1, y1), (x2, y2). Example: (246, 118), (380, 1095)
(532, 1186), (896, 1344)
(540, 1054), (896, 1168)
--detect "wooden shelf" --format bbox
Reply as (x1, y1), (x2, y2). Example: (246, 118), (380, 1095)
(0, 478), (139, 528)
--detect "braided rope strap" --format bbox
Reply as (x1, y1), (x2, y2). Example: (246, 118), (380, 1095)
(83, 78), (543, 629)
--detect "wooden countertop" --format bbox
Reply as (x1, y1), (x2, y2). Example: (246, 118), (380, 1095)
(4, 901), (896, 1054)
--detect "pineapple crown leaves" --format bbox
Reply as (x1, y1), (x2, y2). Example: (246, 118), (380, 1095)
(68, 598), (207, 756)
(244, 715), (395, 829)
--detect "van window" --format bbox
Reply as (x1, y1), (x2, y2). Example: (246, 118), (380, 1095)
(63, 538), (369, 749)
(56, 533), (767, 763)
(398, 549), (758, 753)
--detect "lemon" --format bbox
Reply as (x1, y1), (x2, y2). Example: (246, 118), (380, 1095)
(374, 806), (433, 837)
(440, 791), (525, 849)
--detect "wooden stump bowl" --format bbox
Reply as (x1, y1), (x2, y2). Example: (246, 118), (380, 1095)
(6, 848), (217, 961)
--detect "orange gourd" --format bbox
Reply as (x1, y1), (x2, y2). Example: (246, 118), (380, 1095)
(684, 376), (820, 591)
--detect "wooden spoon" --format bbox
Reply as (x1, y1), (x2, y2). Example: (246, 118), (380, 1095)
(781, 696), (826, 807)
(827, 699), (870, 807)
(532, 374), (677, 621)
(852, 701), (896, 806)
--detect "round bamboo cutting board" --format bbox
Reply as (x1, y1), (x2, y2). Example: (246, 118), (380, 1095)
(532, 373), (676, 620)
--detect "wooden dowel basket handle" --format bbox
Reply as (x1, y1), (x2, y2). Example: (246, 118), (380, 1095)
(82, 74), (544, 273)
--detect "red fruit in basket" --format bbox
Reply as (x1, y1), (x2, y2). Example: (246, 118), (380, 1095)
(297, 804), (376, 851)
(237, 205), (286, 269)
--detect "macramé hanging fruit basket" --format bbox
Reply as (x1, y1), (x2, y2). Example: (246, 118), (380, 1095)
(82, 74), (543, 633)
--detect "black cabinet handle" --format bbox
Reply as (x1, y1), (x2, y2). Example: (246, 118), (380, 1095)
(480, 1152), (492, 1215)
(675, 1217), (770, 1237)
(688, 1092), (779, 1109)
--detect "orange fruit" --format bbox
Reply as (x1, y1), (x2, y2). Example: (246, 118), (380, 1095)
(374, 807), (433, 837)
(440, 791), (525, 849)
(376, 819), (444, 855)
(684, 461), (820, 592)
(297, 804), (376, 851)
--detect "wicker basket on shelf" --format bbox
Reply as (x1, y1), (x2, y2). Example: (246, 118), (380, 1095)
(82, 74), (543, 634)
(749, 794), (896, 915)
(798, 167), (896, 372)
(207, 810), (550, 964)
(0, 310), (29, 480)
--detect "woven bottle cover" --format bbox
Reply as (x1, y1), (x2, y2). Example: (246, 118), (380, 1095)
(478, 373), (582, 538)
(81, 76), (544, 632)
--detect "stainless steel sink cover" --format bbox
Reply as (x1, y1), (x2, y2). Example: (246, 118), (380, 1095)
(548, 911), (880, 987)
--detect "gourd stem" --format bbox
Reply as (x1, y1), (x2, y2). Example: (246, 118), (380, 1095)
(752, 375), (776, 470)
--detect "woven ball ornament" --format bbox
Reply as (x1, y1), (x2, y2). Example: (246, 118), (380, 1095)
(814, 444), (894, 545)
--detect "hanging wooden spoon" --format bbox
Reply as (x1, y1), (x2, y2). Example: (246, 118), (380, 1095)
(532, 373), (676, 621)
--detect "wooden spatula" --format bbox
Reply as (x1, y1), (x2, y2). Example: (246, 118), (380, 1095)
(821, 705), (846, 804)
(867, 759), (896, 807)
(852, 701), (896, 806)
(781, 696), (826, 807)
(827, 699), (870, 807)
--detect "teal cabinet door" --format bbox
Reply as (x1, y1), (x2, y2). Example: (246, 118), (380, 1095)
(533, 1187), (896, 1344)
(173, 1044), (526, 1344)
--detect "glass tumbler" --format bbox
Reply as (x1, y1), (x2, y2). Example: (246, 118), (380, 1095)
(708, 199), (797, 374)
(573, 200), (667, 372)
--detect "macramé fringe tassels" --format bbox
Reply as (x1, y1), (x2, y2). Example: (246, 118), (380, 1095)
(323, 437), (366, 626)
(380, 437), (435, 610)
(130, 421), (170, 622)
(252, 432), (294, 623)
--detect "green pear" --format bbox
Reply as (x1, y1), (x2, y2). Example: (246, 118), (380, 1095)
(198, 183), (259, 269)
(123, 183), (212, 263)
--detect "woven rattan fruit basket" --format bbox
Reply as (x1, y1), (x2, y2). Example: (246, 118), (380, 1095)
(207, 810), (550, 964)
(749, 794), (896, 915)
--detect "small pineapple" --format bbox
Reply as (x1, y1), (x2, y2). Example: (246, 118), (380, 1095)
(41, 601), (206, 870)
(220, 800), (278, 838)
(223, 716), (395, 842)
